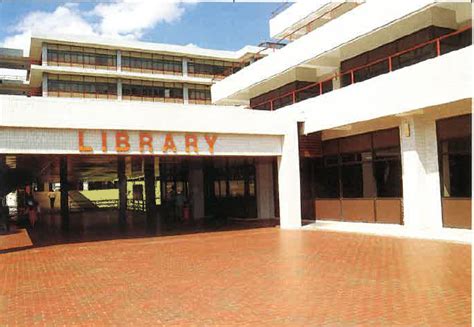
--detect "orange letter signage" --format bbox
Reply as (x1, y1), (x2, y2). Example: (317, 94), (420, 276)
(162, 133), (177, 153)
(204, 134), (218, 154)
(185, 134), (199, 154)
(139, 132), (154, 153)
(78, 130), (93, 152)
(115, 131), (130, 153)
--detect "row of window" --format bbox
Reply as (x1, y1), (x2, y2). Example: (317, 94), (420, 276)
(189, 88), (211, 101)
(46, 47), (245, 77)
(48, 50), (117, 67)
(437, 115), (471, 198)
(122, 83), (183, 99)
(305, 128), (403, 199)
(188, 62), (235, 77)
(122, 56), (182, 73)
(48, 79), (117, 95)
(47, 77), (211, 101)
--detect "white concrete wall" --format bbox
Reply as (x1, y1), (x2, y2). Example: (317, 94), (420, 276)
(256, 160), (275, 219)
(212, 0), (434, 103)
(0, 95), (289, 136)
(298, 46), (472, 134)
(278, 123), (302, 229)
(400, 116), (443, 230)
(0, 128), (283, 156)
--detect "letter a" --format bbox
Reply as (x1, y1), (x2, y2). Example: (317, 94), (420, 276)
(162, 133), (177, 153)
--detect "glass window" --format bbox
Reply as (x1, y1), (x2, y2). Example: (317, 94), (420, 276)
(341, 164), (364, 198)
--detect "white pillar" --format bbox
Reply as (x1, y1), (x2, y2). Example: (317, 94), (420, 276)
(400, 116), (443, 230)
(41, 44), (47, 66)
(42, 74), (48, 97)
(256, 159), (275, 219)
(183, 84), (189, 104)
(189, 160), (204, 220)
(116, 50), (122, 72)
(182, 58), (188, 77)
(83, 181), (89, 191)
(117, 79), (122, 100)
(278, 123), (302, 229)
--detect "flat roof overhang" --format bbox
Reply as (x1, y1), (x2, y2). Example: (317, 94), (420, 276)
(29, 34), (264, 63)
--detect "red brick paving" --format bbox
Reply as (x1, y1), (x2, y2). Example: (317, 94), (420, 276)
(0, 224), (471, 326)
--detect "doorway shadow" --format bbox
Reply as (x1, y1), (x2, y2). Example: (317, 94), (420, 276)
(1, 210), (279, 254)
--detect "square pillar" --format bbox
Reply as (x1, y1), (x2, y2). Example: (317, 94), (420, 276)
(117, 79), (122, 100)
(256, 159), (275, 219)
(144, 157), (157, 231)
(182, 58), (188, 77)
(60, 156), (69, 231)
(41, 44), (47, 66)
(117, 156), (127, 228)
(183, 85), (189, 104)
(400, 116), (443, 230)
(278, 123), (302, 229)
(42, 74), (48, 97)
(116, 50), (122, 72)
(189, 159), (204, 220)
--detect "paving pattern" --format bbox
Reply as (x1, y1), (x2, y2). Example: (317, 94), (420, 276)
(0, 223), (471, 326)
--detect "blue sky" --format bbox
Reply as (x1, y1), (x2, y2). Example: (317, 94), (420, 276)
(0, 1), (287, 52)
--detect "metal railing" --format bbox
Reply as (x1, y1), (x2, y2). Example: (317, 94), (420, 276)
(69, 199), (119, 212)
(251, 26), (472, 111)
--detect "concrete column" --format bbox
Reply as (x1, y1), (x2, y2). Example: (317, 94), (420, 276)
(400, 116), (443, 230)
(41, 44), (47, 66)
(182, 58), (188, 77)
(117, 156), (127, 228)
(332, 69), (342, 90)
(278, 123), (302, 229)
(60, 156), (69, 231)
(189, 159), (204, 220)
(82, 181), (89, 191)
(117, 79), (122, 100)
(42, 74), (48, 97)
(144, 157), (157, 231)
(116, 50), (121, 72)
(256, 159), (275, 219)
(183, 84), (189, 104)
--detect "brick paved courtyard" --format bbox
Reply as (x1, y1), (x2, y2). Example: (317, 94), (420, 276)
(0, 225), (471, 326)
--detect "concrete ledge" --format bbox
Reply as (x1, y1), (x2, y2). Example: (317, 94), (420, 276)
(302, 220), (472, 244)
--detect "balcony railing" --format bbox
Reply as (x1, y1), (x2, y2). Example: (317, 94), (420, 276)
(251, 26), (472, 111)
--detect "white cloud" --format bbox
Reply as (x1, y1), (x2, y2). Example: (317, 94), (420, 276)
(3, 4), (96, 54)
(1, 1), (190, 54)
(92, 0), (187, 38)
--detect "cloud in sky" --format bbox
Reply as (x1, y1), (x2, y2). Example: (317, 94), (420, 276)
(2, 1), (191, 54)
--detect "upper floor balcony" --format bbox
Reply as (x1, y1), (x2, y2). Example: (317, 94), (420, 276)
(250, 26), (471, 111)
(211, 1), (471, 106)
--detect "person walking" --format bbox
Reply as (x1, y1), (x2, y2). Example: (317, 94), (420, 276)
(25, 187), (38, 228)
(48, 189), (56, 210)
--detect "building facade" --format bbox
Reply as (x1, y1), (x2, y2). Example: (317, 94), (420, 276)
(0, 0), (472, 233)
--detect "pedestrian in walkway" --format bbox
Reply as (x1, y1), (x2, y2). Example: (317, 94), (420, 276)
(48, 189), (56, 209)
(25, 187), (38, 228)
